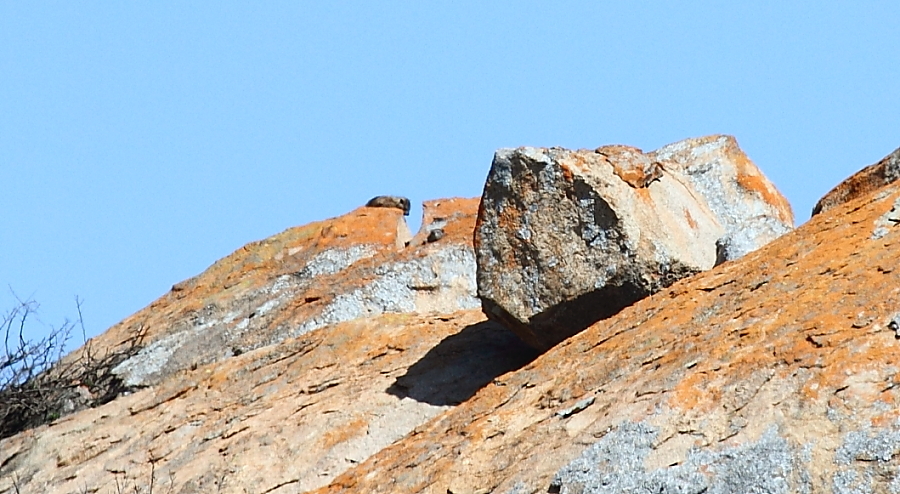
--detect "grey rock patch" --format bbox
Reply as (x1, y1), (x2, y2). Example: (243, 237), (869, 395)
(112, 245), (376, 387)
(111, 245), (382, 387)
(871, 196), (900, 240)
(715, 214), (792, 264)
(112, 273), (303, 388)
(292, 245), (478, 338)
(652, 136), (794, 262)
(295, 245), (377, 280)
(551, 422), (806, 494)
(832, 470), (872, 494)
(836, 427), (900, 464)
(111, 331), (193, 387)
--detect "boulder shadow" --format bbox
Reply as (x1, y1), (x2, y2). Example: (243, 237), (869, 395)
(386, 320), (540, 406)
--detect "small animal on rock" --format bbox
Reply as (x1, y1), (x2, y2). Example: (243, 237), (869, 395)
(365, 195), (411, 216)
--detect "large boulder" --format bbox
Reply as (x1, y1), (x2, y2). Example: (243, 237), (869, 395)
(812, 145), (900, 216)
(475, 135), (793, 350)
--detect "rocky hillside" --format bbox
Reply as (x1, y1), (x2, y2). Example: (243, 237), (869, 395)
(2, 136), (899, 494)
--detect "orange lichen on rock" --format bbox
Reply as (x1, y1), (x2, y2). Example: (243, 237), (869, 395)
(813, 146), (900, 216)
(724, 137), (794, 225)
(315, 183), (900, 494)
(10, 144), (900, 493)
(408, 197), (479, 247)
(41, 196), (484, 404)
(68, 206), (411, 356)
(595, 144), (663, 188)
(0, 308), (536, 494)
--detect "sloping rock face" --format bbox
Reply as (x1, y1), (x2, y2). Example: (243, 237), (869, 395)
(475, 135), (793, 350)
(315, 180), (900, 494)
(0, 197), (525, 494)
(813, 146), (900, 217)
(89, 199), (481, 389)
(0, 311), (536, 494)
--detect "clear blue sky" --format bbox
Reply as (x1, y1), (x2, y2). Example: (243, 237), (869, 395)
(2, 3), (898, 345)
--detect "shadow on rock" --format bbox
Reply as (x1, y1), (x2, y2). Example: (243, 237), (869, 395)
(387, 320), (540, 406)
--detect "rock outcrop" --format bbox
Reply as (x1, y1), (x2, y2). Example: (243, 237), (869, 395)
(93, 198), (480, 389)
(0, 310), (536, 494)
(0, 197), (493, 494)
(5, 140), (900, 494)
(316, 166), (900, 494)
(475, 135), (792, 350)
(813, 145), (900, 217)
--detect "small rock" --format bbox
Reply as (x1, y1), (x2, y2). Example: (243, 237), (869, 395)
(365, 195), (411, 216)
(556, 396), (595, 418)
(889, 314), (900, 338)
(426, 228), (445, 243)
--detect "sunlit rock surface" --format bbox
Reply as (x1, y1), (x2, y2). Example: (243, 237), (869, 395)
(475, 135), (792, 350)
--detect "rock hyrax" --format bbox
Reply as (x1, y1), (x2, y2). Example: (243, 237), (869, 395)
(365, 195), (411, 216)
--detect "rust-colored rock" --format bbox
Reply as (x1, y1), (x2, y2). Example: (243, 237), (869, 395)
(0, 310), (536, 494)
(100, 199), (481, 389)
(595, 144), (663, 188)
(314, 183), (900, 493)
(0, 197), (509, 494)
(813, 145), (900, 216)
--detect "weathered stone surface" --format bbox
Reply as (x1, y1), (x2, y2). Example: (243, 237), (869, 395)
(11, 153), (900, 494)
(314, 180), (900, 494)
(0, 197), (515, 494)
(0, 310), (536, 494)
(475, 136), (792, 350)
(93, 200), (481, 389)
(9, 198), (479, 415)
(813, 145), (900, 217)
(650, 135), (795, 261)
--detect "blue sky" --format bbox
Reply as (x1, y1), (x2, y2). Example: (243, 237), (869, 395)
(2, 2), (899, 345)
